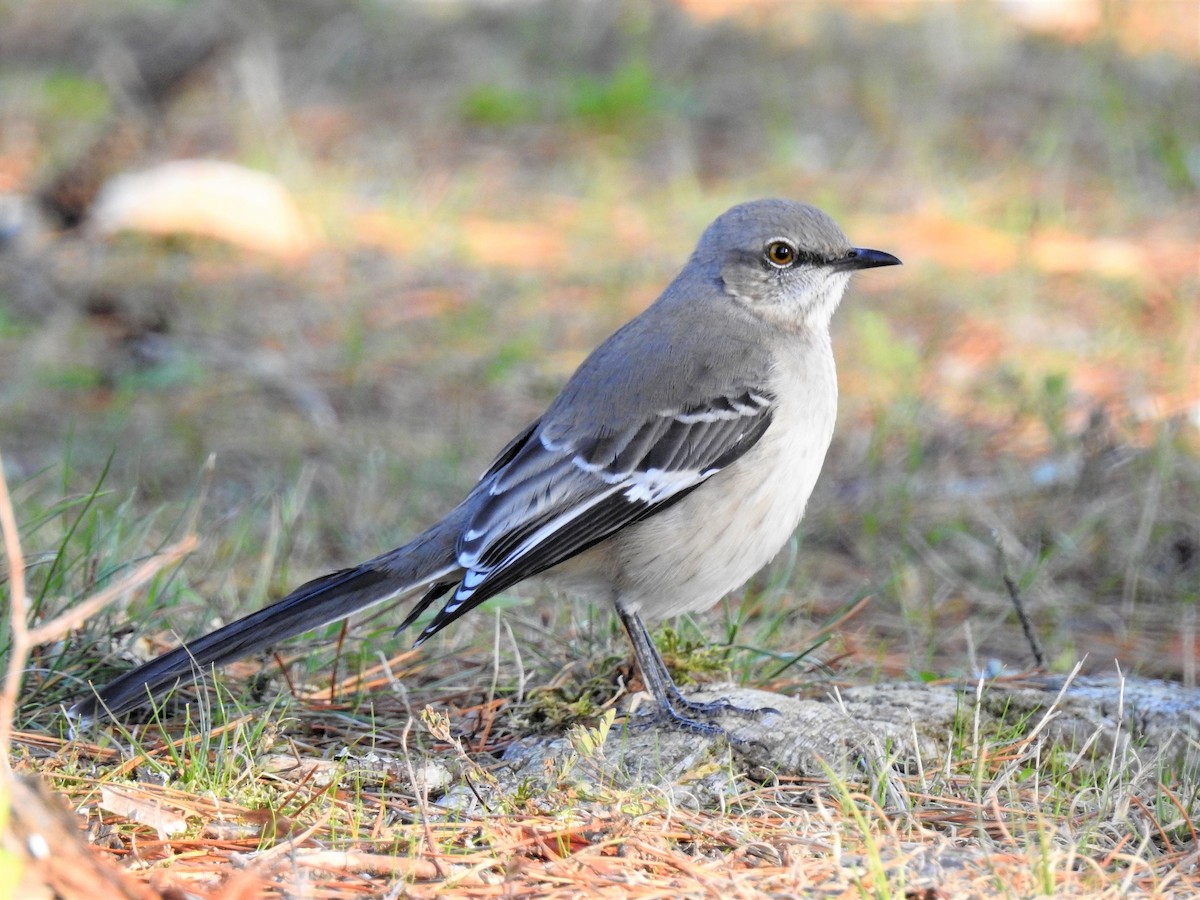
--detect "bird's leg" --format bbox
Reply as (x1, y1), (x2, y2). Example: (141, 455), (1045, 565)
(615, 604), (773, 735)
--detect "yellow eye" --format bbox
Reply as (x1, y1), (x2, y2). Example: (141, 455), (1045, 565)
(765, 240), (797, 268)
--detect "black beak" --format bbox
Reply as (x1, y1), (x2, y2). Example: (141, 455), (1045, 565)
(834, 247), (902, 271)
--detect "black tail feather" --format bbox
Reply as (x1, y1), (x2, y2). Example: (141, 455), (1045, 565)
(69, 505), (472, 724)
(394, 581), (456, 635)
(71, 566), (432, 722)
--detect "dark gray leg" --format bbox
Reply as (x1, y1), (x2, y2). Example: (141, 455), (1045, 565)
(615, 603), (773, 736)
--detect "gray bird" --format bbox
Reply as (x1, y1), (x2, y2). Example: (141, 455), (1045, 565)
(70, 199), (901, 732)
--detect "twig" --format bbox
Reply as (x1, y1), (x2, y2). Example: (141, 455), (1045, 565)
(994, 533), (1046, 668)
(0, 450), (28, 778)
(329, 618), (349, 705)
(291, 851), (440, 879)
(1001, 571), (1046, 669)
(241, 805), (334, 865)
(400, 715), (448, 878)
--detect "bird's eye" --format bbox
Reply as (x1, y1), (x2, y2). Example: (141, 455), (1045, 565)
(764, 240), (797, 268)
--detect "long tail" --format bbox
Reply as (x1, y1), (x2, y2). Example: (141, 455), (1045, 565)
(69, 508), (467, 723)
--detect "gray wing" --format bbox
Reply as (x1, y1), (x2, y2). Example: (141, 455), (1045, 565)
(414, 388), (775, 640)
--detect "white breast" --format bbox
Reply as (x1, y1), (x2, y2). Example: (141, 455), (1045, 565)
(607, 332), (839, 619)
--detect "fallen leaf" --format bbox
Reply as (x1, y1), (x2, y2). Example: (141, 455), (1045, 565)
(99, 786), (189, 840)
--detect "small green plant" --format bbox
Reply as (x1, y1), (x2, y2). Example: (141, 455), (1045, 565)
(460, 84), (540, 127)
(566, 707), (616, 759)
(1037, 371), (1071, 449)
(460, 57), (683, 134)
(654, 623), (730, 686)
(564, 59), (661, 129)
(38, 70), (111, 121)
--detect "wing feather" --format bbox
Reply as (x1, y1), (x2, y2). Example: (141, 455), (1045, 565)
(413, 388), (776, 640)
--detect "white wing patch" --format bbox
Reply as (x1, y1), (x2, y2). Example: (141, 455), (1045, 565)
(673, 391), (770, 424)
(621, 466), (716, 504)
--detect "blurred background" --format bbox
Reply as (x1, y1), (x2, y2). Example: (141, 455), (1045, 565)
(1, 0), (1197, 712)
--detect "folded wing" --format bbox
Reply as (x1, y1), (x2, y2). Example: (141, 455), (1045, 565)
(414, 388), (776, 640)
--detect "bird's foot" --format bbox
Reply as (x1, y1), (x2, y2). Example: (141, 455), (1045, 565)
(634, 690), (780, 747)
(642, 707), (725, 738)
(668, 691), (781, 721)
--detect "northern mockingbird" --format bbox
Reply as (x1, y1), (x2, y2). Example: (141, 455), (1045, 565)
(70, 198), (900, 732)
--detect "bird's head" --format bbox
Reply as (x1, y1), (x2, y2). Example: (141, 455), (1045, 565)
(694, 199), (901, 331)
